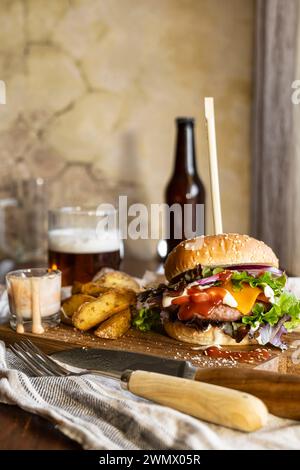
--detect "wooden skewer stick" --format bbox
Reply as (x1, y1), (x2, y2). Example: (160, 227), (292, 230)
(204, 97), (223, 234)
(0, 80), (6, 104)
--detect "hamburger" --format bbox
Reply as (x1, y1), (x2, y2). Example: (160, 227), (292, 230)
(133, 233), (300, 349)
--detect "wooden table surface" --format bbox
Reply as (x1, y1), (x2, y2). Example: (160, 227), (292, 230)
(0, 404), (80, 450)
(1, 257), (300, 449)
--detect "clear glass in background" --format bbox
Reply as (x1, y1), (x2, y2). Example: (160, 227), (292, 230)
(48, 207), (123, 286)
(15, 177), (48, 263)
(6, 268), (61, 334)
(0, 198), (20, 259)
(0, 178), (48, 282)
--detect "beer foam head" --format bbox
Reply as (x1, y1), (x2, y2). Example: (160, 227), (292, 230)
(48, 228), (122, 254)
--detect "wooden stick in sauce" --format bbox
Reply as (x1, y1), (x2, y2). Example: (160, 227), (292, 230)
(31, 277), (44, 335)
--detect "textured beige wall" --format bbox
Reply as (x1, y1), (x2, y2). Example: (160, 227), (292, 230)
(0, 0), (254, 258)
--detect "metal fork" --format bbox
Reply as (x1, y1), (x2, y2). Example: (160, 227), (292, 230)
(9, 339), (93, 378)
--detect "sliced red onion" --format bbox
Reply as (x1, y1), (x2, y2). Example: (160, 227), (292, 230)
(196, 274), (223, 285)
(224, 264), (283, 277)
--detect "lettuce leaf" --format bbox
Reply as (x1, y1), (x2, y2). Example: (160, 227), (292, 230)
(242, 291), (300, 331)
(231, 271), (286, 297)
(132, 307), (161, 332)
(202, 266), (224, 277)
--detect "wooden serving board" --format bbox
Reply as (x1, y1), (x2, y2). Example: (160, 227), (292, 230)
(0, 322), (286, 371)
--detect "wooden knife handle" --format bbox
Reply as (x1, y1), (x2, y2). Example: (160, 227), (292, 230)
(195, 368), (300, 420)
(121, 370), (268, 432)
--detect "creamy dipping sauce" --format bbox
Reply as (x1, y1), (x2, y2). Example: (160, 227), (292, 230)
(7, 269), (61, 334)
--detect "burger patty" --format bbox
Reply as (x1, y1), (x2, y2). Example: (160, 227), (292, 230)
(196, 304), (242, 322)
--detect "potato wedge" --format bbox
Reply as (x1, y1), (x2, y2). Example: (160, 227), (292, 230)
(94, 308), (131, 339)
(80, 282), (110, 297)
(61, 309), (73, 326)
(96, 271), (140, 293)
(62, 294), (95, 318)
(72, 288), (136, 331)
(71, 282), (83, 295)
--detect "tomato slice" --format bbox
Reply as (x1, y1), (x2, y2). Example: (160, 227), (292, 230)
(176, 285), (232, 321)
(187, 286), (202, 295)
(178, 303), (195, 321)
(190, 291), (210, 303)
(172, 295), (190, 305)
(218, 270), (232, 283)
(257, 293), (269, 303)
(206, 287), (227, 302)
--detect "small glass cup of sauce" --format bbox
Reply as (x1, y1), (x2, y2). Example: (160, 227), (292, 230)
(6, 268), (61, 334)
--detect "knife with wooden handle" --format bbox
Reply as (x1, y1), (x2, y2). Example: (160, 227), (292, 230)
(195, 368), (300, 420)
(52, 347), (299, 422)
(121, 370), (268, 432)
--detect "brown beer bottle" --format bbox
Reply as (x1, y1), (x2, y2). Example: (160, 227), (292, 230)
(165, 117), (205, 255)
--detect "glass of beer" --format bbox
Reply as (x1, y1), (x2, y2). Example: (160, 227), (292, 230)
(48, 207), (123, 286)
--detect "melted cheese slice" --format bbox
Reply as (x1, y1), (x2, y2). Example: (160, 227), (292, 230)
(224, 282), (262, 315)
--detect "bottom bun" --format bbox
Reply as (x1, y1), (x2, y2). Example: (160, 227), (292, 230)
(163, 320), (257, 346)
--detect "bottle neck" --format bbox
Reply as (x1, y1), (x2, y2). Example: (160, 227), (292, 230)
(173, 121), (198, 175)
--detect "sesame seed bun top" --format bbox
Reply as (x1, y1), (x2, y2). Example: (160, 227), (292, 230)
(164, 233), (279, 282)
